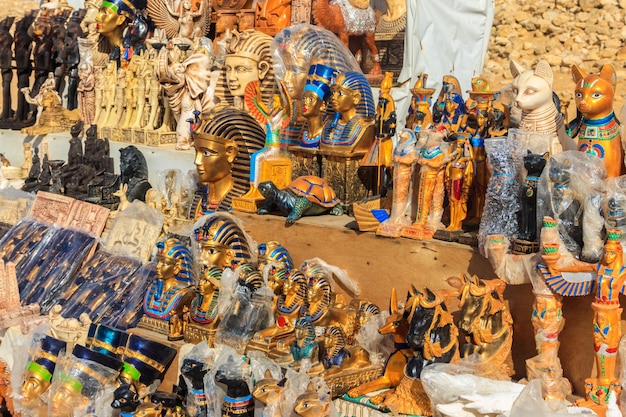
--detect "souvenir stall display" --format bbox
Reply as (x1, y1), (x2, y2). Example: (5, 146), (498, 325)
(2, 1), (626, 417)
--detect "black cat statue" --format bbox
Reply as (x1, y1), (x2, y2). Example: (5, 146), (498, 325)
(513, 151), (548, 254)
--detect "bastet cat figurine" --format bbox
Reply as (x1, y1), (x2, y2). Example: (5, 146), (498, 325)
(546, 157), (583, 257)
(510, 60), (577, 154)
(571, 63), (624, 178)
(518, 151), (548, 242)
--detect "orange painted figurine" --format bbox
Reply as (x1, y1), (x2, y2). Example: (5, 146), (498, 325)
(540, 230), (626, 415)
(571, 64), (624, 178)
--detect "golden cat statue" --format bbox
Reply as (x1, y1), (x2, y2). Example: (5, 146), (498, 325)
(571, 63), (623, 178)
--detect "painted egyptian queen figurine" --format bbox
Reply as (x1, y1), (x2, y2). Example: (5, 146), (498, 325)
(94, 0), (137, 60)
(17, 335), (67, 413)
(320, 71), (375, 154)
(300, 64), (337, 148)
(142, 237), (196, 341)
(191, 106), (265, 217)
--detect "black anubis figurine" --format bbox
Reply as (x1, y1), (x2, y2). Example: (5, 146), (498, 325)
(0, 17), (15, 122)
(64, 10), (85, 111)
(215, 362), (255, 417)
(51, 12), (70, 96)
(518, 151), (548, 242)
(9, 12), (35, 128)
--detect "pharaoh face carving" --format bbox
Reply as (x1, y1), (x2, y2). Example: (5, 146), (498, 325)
(193, 136), (238, 185)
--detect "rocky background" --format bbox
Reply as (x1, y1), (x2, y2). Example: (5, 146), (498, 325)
(482, 0), (626, 117)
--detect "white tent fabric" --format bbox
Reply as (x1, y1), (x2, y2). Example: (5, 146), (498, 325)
(393, 0), (495, 128)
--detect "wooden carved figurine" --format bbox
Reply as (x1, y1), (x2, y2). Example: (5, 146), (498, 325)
(541, 230), (626, 413)
(142, 238), (196, 340)
(571, 64), (623, 178)
(0, 17), (14, 122)
(255, 0), (291, 35)
(510, 60), (576, 154)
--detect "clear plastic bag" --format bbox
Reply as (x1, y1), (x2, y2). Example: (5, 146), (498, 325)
(537, 150), (606, 262)
(100, 262), (155, 330)
(58, 250), (142, 322)
(478, 135), (522, 253)
(18, 226), (98, 314)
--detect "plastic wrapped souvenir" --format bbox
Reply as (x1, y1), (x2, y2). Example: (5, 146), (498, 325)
(271, 24), (361, 144)
(215, 353), (255, 417)
(100, 262), (154, 330)
(478, 136), (522, 251)
(299, 64), (337, 149)
(58, 251), (142, 321)
(215, 263), (272, 352)
(105, 200), (164, 263)
(0, 218), (50, 268)
(13, 335), (66, 417)
(537, 150), (606, 262)
(18, 226), (97, 313)
(47, 344), (123, 417)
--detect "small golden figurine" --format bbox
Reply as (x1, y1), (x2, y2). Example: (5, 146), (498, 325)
(141, 237), (196, 340)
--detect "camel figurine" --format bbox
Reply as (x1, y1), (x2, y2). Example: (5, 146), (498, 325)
(311, 0), (381, 75)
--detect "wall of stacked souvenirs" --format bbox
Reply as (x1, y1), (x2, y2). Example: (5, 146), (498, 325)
(0, 0), (625, 417)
